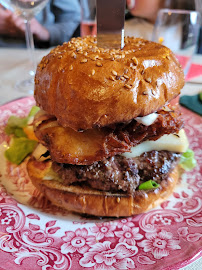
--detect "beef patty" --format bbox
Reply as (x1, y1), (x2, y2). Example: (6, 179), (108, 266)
(52, 151), (181, 195)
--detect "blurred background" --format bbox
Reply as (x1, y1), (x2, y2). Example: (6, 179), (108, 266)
(0, 0), (201, 52)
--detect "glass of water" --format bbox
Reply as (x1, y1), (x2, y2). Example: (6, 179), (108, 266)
(152, 9), (201, 78)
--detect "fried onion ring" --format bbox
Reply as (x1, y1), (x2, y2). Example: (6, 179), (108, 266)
(34, 106), (183, 165)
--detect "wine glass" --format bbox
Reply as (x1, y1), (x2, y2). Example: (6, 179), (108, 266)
(152, 9), (201, 78)
(0, 0), (49, 94)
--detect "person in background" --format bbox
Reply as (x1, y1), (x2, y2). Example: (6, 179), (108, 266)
(0, 0), (81, 48)
(125, 0), (195, 40)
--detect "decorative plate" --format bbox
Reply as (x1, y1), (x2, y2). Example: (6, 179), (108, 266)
(0, 97), (201, 270)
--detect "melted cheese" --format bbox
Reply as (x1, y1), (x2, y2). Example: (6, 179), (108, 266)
(43, 168), (62, 182)
(135, 113), (158, 126)
(122, 129), (189, 158)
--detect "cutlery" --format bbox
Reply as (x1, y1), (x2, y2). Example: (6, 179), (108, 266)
(96, 0), (126, 49)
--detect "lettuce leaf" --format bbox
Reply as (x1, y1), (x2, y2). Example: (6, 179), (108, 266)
(5, 116), (28, 136)
(5, 137), (37, 165)
(28, 106), (40, 117)
(4, 106), (40, 164)
(5, 106), (39, 137)
(180, 149), (197, 171)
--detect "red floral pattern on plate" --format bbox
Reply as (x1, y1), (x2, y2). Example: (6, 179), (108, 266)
(0, 97), (201, 270)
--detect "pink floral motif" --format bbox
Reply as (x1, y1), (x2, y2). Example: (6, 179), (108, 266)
(177, 227), (202, 242)
(1, 217), (12, 225)
(115, 226), (143, 245)
(0, 190), (16, 204)
(90, 222), (116, 240)
(79, 241), (137, 269)
(178, 227), (189, 237)
(117, 218), (134, 229)
(152, 214), (172, 225)
(61, 228), (96, 254)
(6, 210), (16, 218)
(138, 230), (181, 259)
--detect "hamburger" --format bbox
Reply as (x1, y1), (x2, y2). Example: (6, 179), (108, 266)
(27, 36), (189, 217)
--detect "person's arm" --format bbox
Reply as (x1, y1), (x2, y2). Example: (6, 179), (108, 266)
(44, 0), (81, 47)
(0, 5), (49, 43)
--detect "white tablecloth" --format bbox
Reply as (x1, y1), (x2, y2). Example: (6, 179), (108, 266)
(0, 48), (50, 105)
(0, 48), (201, 270)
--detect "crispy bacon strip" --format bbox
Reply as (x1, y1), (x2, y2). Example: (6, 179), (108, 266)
(34, 106), (183, 165)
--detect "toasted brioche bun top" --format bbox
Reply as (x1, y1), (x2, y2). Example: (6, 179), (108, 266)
(34, 36), (184, 131)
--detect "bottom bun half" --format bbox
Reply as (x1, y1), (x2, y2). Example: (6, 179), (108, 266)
(27, 158), (180, 217)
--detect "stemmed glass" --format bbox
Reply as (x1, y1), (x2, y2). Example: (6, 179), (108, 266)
(0, 0), (49, 94)
(152, 9), (201, 78)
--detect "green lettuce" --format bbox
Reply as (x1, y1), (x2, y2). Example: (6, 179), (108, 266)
(28, 106), (40, 117)
(4, 106), (40, 165)
(5, 106), (39, 137)
(5, 137), (37, 165)
(180, 149), (197, 171)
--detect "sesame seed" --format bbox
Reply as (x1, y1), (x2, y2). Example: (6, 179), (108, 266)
(112, 70), (117, 76)
(80, 59), (88, 63)
(120, 76), (125, 81)
(84, 52), (88, 56)
(151, 89), (156, 95)
(69, 65), (73, 70)
(76, 47), (82, 52)
(131, 65), (136, 70)
(109, 75), (115, 81)
(58, 55), (62, 59)
(145, 77), (152, 83)
(92, 69), (95, 75)
(132, 56), (138, 65)
(96, 62), (103, 67)
(124, 68), (129, 73)
(71, 52), (76, 58)
(125, 84), (132, 89)
(117, 197), (121, 203)
(123, 74), (129, 79)
(142, 90), (149, 95)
